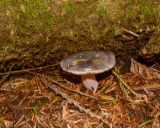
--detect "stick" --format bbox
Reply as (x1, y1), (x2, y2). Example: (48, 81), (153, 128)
(112, 68), (146, 100)
(133, 84), (160, 91)
(0, 63), (15, 86)
(112, 69), (137, 96)
(48, 84), (112, 127)
(28, 71), (97, 100)
(0, 63), (59, 76)
(123, 28), (139, 37)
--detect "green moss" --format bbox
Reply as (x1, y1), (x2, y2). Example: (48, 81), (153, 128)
(0, 0), (159, 68)
(0, 0), (158, 42)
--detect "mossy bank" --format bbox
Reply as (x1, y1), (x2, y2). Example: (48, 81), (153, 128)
(0, 0), (159, 71)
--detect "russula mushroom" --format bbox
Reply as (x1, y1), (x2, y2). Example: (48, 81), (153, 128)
(60, 50), (116, 94)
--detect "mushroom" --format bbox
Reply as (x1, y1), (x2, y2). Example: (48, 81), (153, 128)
(60, 50), (116, 94)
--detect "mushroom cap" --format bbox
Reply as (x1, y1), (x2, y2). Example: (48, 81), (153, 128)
(60, 50), (116, 75)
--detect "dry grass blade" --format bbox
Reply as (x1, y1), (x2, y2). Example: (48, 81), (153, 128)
(14, 115), (24, 127)
(35, 115), (48, 127)
(130, 58), (160, 80)
(14, 118), (31, 127)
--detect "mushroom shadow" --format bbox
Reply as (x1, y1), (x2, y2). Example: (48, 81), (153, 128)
(59, 70), (80, 84)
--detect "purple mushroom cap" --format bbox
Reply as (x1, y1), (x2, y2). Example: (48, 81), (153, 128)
(60, 50), (116, 75)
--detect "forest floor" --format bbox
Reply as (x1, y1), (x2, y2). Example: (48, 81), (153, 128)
(0, 58), (160, 127)
(0, 0), (160, 127)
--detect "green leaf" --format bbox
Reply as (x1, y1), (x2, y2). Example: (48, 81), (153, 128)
(140, 119), (154, 126)
(102, 99), (118, 105)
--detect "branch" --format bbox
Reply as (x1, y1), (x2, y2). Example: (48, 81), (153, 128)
(48, 85), (112, 127)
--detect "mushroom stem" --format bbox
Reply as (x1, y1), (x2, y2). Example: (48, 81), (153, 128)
(81, 74), (99, 94)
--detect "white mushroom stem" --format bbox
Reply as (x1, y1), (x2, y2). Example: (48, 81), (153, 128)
(81, 74), (99, 94)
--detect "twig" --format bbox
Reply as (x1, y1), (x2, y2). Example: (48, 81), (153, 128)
(105, 86), (116, 94)
(133, 84), (160, 91)
(112, 69), (137, 96)
(48, 84), (112, 127)
(0, 63), (15, 86)
(112, 67), (146, 100)
(119, 83), (136, 103)
(123, 28), (139, 37)
(122, 34), (133, 40)
(28, 71), (97, 100)
(0, 62), (59, 76)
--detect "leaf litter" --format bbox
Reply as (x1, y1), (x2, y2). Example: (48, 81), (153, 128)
(0, 58), (160, 127)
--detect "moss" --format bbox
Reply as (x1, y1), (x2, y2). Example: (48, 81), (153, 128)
(139, 35), (160, 58)
(0, 0), (159, 70)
